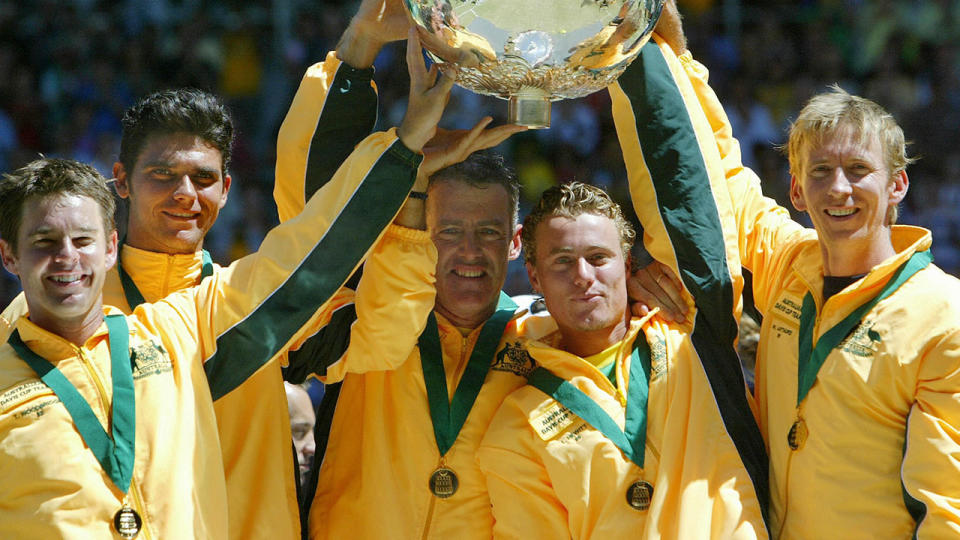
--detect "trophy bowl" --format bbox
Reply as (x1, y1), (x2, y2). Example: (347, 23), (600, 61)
(404, 0), (664, 128)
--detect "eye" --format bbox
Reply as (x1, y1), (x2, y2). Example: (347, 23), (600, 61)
(149, 168), (174, 179)
(192, 172), (218, 186)
(589, 253), (611, 265)
(479, 228), (503, 238)
(436, 227), (461, 238)
(810, 164), (831, 177)
(73, 236), (95, 247)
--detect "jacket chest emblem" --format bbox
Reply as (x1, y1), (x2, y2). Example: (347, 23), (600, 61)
(131, 341), (173, 380)
(491, 341), (536, 377)
(838, 321), (882, 358)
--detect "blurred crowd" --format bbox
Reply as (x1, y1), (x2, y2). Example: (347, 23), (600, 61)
(2, 0), (959, 305)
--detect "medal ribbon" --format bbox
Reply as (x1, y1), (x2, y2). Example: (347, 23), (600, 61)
(8, 314), (136, 493)
(527, 332), (652, 468)
(118, 248), (213, 308)
(418, 292), (517, 456)
(797, 250), (932, 405)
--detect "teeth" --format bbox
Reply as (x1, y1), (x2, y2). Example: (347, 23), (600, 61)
(826, 208), (857, 217)
(51, 275), (81, 283)
(455, 270), (483, 278)
(169, 213), (195, 218)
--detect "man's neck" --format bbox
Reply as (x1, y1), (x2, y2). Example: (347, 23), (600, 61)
(122, 230), (201, 256)
(559, 311), (631, 358)
(434, 302), (496, 331)
(821, 234), (897, 277)
(29, 303), (106, 347)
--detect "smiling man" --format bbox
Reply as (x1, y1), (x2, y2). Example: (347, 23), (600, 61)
(1, 88), (309, 539)
(477, 182), (767, 539)
(0, 136), (418, 537)
(613, 12), (960, 537)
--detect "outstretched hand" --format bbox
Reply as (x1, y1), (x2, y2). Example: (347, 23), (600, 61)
(397, 30), (458, 153)
(338, 0), (411, 68)
(420, 118), (527, 178)
(653, 0), (686, 54)
(627, 259), (689, 323)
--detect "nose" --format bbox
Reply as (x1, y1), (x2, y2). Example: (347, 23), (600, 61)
(827, 168), (853, 199)
(459, 232), (483, 258)
(53, 239), (79, 265)
(572, 257), (595, 288)
(172, 174), (199, 202)
(303, 437), (315, 460)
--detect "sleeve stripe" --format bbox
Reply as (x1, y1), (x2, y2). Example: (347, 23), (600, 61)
(204, 140), (417, 399)
(618, 41), (770, 526)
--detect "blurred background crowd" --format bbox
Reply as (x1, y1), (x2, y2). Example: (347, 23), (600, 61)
(2, 0), (959, 305)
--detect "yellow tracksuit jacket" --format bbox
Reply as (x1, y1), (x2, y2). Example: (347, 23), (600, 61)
(3, 245), (307, 540)
(615, 37), (960, 538)
(309, 306), (558, 540)
(0, 130), (420, 538)
(477, 317), (767, 539)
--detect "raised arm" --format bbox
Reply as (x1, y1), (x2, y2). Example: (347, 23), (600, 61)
(608, 22), (771, 521)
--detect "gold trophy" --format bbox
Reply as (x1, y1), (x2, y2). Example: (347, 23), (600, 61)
(404, 0), (664, 128)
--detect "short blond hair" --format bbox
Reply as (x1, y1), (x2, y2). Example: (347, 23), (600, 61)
(786, 86), (914, 224)
(522, 181), (635, 264)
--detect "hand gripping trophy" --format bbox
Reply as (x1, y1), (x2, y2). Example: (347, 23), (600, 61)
(404, 0), (664, 128)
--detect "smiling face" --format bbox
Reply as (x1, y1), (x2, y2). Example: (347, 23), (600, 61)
(790, 129), (908, 275)
(114, 132), (231, 255)
(426, 178), (521, 329)
(0, 193), (117, 339)
(526, 213), (630, 355)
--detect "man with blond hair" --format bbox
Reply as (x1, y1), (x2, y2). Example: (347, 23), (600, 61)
(477, 182), (767, 539)
(617, 7), (960, 536)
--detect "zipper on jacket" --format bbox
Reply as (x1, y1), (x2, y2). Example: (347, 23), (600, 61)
(76, 346), (151, 539)
(127, 477), (152, 540)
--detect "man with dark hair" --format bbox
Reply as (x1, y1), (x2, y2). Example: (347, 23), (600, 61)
(0, 30), (459, 537)
(268, 4), (532, 538)
(2, 86), (299, 538)
(477, 182), (766, 538)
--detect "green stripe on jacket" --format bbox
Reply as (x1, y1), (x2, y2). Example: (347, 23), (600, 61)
(617, 41), (770, 527)
(205, 140), (419, 400)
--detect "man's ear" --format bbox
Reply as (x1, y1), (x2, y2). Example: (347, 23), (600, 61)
(104, 230), (119, 271)
(219, 174), (232, 209)
(113, 162), (130, 199)
(888, 170), (908, 205)
(525, 261), (541, 294)
(789, 175), (807, 213)
(508, 225), (522, 261)
(0, 239), (19, 277)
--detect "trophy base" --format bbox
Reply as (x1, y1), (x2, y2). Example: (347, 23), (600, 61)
(508, 89), (551, 129)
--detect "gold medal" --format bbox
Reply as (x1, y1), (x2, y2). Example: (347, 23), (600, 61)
(626, 480), (654, 511)
(788, 418), (808, 451)
(428, 466), (459, 499)
(113, 504), (142, 538)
